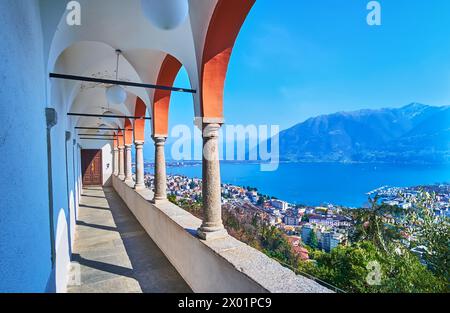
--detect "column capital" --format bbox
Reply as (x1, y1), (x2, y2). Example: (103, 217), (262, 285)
(203, 123), (222, 139)
(194, 117), (224, 132)
(134, 141), (145, 146)
(113, 147), (119, 151)
(118, 146), (125, 150)
(152, 136), (167, 146)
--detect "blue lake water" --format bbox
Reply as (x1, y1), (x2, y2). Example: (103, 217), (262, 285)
(161, 162), (450, 207)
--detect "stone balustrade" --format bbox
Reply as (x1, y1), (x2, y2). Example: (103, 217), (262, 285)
(112, 175), (332, 293)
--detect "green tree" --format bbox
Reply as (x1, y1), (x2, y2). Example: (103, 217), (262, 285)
(299, 241), (447, 293)
(350, 196), (404, 253)
(256, 196), (265, 206)
(260, 226), (298, 267)
(224, 213), (240, 231)
(167, 194), (177, 205)
(406, 191), (450, 281)
(380, 246), (447, 293)
(309, 230), (318, 250)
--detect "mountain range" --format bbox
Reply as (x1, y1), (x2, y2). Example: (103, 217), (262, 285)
(275, 103), (450, 164)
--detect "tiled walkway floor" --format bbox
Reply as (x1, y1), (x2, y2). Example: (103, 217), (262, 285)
(67, 186), (191, 293)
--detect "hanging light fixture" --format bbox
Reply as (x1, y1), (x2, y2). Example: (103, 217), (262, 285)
(106, 50), (127, 105)
(141, 0), (189, 30)
(96, 123), (108, 133)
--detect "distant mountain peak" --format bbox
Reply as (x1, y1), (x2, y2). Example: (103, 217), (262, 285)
(403, 102), (427, 109)
(276, 103), (449, 164)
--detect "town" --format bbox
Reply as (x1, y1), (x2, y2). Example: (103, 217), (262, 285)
(144, 173), (450, 262)
(368, 184), (450, 215)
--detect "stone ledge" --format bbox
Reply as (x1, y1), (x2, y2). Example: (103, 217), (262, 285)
(112, 176), (332, 293)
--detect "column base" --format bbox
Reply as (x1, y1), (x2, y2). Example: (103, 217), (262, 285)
(152, 196), (168, 204)
(197, 227), (228, 241)
(134, 183), (146, 191)
(118, 175), (125, 180)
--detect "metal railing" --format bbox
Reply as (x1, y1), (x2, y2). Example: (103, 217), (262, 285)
(273, 258), (347, 293)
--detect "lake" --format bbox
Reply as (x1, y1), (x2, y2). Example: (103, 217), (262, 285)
(156, 162), (450, 207)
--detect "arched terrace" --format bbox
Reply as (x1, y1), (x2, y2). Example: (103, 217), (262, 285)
(0, 0), (330, 293)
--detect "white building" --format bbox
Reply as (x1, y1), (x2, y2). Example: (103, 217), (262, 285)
(271, 199), (289, 212)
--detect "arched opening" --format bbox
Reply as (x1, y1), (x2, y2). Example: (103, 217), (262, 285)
(200, 0), (256, 119)
(134, 98), (147, 143)
(153, 54), (183, 137)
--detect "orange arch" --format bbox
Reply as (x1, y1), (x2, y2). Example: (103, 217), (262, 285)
(117, 130), (124, 147)
(113, 133), (118, 148)
(134, 97), (147, 142)
(153, 54), (182, 136)
(124, 119), (133, 145)
(201, 0), (255, 119)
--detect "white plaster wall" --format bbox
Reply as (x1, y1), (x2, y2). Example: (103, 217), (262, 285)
(63, 137), (76, 253)
(72, 143), (81, 222)
(0, 0), (86, 293)
(77, 145), (83, 202)
(0, 0), (54, 292)
(48, 101), (72, 294)
(102, 144), (113, 186)
(69, 191), (75, 252)
(55, 209), (70, 293)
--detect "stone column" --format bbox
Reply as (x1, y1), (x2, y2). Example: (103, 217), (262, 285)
(113, 148), (119, 176)
(124, 144), (133, 183)
(197, 123), (228, 240)
(118, 146), (125, 180)
(134, 141), (145, 190)
(153, 136), (167, 203)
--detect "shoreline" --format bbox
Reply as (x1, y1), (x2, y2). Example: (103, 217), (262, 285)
(142, 162), (450, 208)
(145, 171), (450, 211)
(144, 160), (450, 167)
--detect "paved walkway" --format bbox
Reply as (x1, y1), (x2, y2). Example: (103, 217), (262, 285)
(67, 186), (191, 293)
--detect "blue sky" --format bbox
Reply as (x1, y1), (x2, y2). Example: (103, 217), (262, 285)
(144, 0), (450, 159)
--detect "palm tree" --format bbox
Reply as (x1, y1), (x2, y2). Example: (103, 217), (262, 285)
(350, 195), (405, 253)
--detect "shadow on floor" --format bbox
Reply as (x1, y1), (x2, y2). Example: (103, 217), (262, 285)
(79, 204), (110, 211)
(76, 220), (118, 232)
(72, 253), (134, 279)
(101, 187), (192, 293)
(81, 194), (106, 199)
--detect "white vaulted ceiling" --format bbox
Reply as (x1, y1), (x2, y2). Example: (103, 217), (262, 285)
(39, 0), (220, 132)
